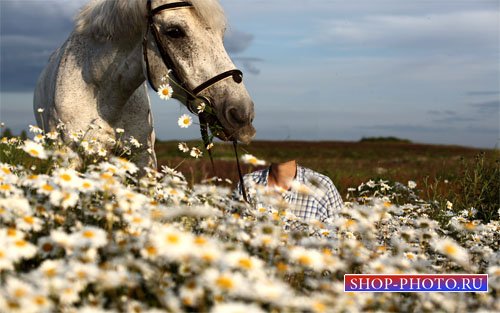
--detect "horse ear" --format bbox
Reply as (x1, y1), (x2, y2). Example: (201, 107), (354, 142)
(75, 0), (146, 41)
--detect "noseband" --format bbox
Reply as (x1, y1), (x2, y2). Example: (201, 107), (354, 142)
(142, 0), (249, 202)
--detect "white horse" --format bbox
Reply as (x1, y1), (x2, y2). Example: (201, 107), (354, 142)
(34, 0), (255, 170)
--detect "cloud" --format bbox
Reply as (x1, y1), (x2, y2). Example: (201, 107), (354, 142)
(361, 124), (449, 133)
(433, 116), (477, 124)
(427, 110), (456, 116)
(466, 90), (500, 96)
(469, 100), (500, 114)
(224, 29), (254, 54)
(232, 57), (263, 75)
(303, 10), (498, 56)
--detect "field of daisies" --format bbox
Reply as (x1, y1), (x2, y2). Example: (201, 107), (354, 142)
(0, 123), (499, 313)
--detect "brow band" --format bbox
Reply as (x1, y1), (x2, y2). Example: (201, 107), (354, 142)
(151, 2), (193, 16)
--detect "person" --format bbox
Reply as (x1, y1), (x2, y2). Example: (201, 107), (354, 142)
(236, 160), (343, 223)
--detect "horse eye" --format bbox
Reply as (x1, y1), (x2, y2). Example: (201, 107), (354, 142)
(164, 27), (186, 39)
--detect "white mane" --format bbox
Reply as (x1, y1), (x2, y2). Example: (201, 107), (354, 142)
(75, 0), (226, 40)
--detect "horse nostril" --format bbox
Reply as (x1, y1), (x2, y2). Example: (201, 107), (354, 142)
(227, 107), (248, 126)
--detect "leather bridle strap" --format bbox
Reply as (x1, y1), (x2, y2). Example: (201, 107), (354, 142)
(193, 70), (243, 95)
(151, 2), (192, 15)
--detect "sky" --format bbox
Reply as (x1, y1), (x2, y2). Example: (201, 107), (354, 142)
(0, 0), (499, 148)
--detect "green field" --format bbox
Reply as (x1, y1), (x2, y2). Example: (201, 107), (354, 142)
(157, 140), (492, 190)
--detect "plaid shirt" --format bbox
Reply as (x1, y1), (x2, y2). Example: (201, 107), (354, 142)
(237, 165), (343, 223)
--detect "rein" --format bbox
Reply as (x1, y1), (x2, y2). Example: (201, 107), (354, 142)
(142, 0), (248, 202)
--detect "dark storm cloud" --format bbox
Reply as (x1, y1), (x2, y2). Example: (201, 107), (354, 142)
(224, 29), (262, 75)
(232, 57), (263, 75)
(224, 29), (254, 54)
(0, 1), (75, 91)
(0, 1), (258, 91)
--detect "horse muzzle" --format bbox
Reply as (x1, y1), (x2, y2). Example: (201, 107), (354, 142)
(189, 96), (255, 144)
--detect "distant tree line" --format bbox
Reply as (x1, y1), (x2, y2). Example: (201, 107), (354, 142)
(1, 127), (28, 140)
(359, 136), (412, 143)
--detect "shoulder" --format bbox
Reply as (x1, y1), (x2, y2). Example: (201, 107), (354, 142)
(243, 167), (268, 185)
(300, 166), (335, 190)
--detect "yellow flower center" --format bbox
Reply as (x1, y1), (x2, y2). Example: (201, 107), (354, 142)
(238, 258), (253, 269)
(15, 240), (27, 247)
(82, 230), (95, 238)
(77, 271), (87, 279)
(194, 236), (207, 245)
(29, 149), (39, 156)
(166, 234), (180, 244)
(33, 296), (47, 306)
(60, 174), (72, 181)
(82, 182), (92, 189)
(444, 244), (457, 256)
(298, 255), (312, 266)
(406, 253), (415, 260)
(14, 288), (27, 298)
(145, 246), (157, 256)
(45, 268), (57, 278)
(276, 262), (288, 272)
(202, 253), (215, 262)
(23, 216), (35, 224)
(162, 88), (170, 96)
(216, 276), (234, 290)
(0, 184), (11, 191)
(42, 184), (54, 191)
(2, 168), (11, 174)
(312, 301), (327, 313)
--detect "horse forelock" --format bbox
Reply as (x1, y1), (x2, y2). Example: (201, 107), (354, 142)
(75, 0), (226, 41)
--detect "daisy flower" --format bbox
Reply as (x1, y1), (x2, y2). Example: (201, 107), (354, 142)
(69, 226), (108, 249)
(178, 142), (189, 153)
(197, 102), (206, 113)
(178, 114), (193, 128)
(53, 168), (82, 189)
(408, 180), (417, 189)
(289, 246), (325, 272)
(21, 140), (48, 159)
(433, 238), (469, 266)
(241, 154), (266, 166)
(157, 84), (173, 100)
(190, 147), (203, 158)
(149, 225), (194, 261)
(29, 124), (43, 134)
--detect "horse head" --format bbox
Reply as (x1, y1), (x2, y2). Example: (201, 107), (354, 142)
(143, 0), (256, 144)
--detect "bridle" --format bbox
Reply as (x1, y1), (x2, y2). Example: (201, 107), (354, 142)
(142, 0), (249, 202)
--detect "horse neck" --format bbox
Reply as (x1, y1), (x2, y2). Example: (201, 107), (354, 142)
(82, 35), (145, 105)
